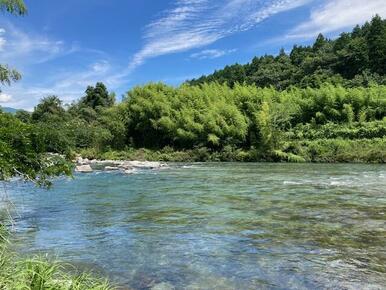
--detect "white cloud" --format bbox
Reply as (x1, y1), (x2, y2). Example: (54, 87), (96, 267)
(91, 60), (110, 73)
(129, 0), (311, 70)
(288, 0), (386, 38)
(0, 22), (129, 110)
(54, 60), (119, 91)
(0, 92), (12, 102)
(0, 22), (71, 66)
(0, 59), (131, 110)
(190, 48), (236, 59)
(0, 28), (6, 51)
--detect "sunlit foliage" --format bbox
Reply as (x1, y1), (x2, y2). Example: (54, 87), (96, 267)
(189, 16), (386, 89)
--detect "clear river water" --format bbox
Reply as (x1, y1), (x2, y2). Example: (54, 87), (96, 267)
(5, 163), (386, 289)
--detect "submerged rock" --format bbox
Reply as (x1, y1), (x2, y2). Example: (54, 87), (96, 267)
(124, 169), (136, 174)
(104, 166), (120, 171)
(75, 165), (93, 173)
(118, 164), (132, 170)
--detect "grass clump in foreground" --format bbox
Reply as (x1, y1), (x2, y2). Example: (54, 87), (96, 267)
(0, 223), (114, 290)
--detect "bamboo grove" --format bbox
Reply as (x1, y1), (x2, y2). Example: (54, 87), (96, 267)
(2, 82), (385, 165)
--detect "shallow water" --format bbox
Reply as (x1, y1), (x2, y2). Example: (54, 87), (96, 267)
(5, 163), (386, 289)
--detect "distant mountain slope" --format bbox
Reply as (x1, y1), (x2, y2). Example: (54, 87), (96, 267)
(0, 106), (18, 113)
(188, 15), (386, 89)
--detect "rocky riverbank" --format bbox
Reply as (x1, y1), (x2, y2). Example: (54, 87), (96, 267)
(75, 157), (168, 173)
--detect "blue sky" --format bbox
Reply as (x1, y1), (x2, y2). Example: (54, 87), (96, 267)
(0, 0), (385, 110)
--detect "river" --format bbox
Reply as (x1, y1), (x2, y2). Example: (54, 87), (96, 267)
(6, 163), (386, 289)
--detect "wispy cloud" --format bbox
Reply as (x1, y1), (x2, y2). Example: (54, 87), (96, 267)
(0, 22), (72, 66)
(190, 48), (236, 59)
(288, 0), (386, 38)
(0, 92), (12, 103)
(0, 28), (6, 51)
(54, 60), (112, 90)
(1, 58), (130, 110)
(0, 22), (129, 110)
(129, 0), (311, 70)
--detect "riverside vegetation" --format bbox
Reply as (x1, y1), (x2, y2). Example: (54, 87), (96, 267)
(0, 114), (109, 287)
(0, 0), (113, 288)
(0, 222), (112, 289)
(4, 82), (386, 164)
(2, 16), (386, 164)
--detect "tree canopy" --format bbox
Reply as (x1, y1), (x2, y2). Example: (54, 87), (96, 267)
(81, 82), (115, 109)
(32, 96), (66, 122)
(0, 0), (72, 186)
(0, 0), (26, 15)
(0, 0), (26, 91)
(188, 15), (386, 89)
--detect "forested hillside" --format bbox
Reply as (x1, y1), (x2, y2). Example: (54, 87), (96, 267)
(189, 16), (386, 89)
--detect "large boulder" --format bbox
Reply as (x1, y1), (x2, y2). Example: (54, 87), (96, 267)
(74, 157), (167, 172)
(75, 165), (93, 173)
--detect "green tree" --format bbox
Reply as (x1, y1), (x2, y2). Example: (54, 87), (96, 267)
(367, 15), (386, 74)
(0, 112), (72, 186)
(186, 16), (386, 89)
(80, 82), (115, 110)
(255, 102), (273, 150)
(334, 35), (369, 78)
(0, 0), (26, 15)
(32, 95), (66, 122)
(0, 1), (71, 185)
(0, 65), (21, 87)
(15, 109), (31, 123)
(343, 104), (355, 124)
(313, 33), (328, 51)
(98, 104), (128, 150)
(0, 0), (26, 90)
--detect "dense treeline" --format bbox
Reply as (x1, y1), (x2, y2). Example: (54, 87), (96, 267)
(188, 16), (386, 89)
(3, 82), (385, 163)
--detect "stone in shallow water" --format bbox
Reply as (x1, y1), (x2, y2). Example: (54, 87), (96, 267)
(124, 161), (165, 169)
(75, 165), (93, 173)
(151, 282), (175, 290)
(124, 169), (136, 174)
(104, 166), (120, 171)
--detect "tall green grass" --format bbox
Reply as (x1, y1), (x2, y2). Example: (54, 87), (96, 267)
(0, 221), (114, 290)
